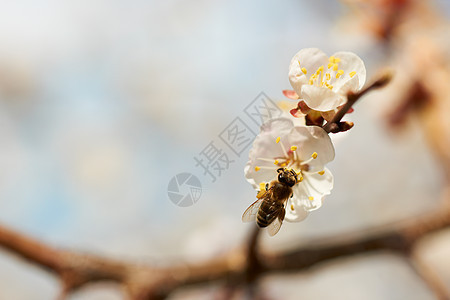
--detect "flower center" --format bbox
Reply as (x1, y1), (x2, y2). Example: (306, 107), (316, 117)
(297, 56), (357, 91)
(254, 137), (322, 182)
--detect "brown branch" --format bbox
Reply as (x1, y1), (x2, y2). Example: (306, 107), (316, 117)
(323, 71), (393, 133)
(0, 225), (62, 272)
(0, 192), (449, 299)
(408, 252), (450, 300)
(244, 226), (262, 284)
(264, 197), (450, 272)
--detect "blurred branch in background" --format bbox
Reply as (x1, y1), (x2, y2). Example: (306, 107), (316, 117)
(0, 183), (448, 299)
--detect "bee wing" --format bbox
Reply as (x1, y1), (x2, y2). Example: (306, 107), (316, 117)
(267, 217), (282, 236)
(267, 206), (286, 236)
(242, 199), (263, 223)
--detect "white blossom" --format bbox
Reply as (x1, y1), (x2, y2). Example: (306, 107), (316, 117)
(244, 118), (335, 221)
(289, 48), (366, 112)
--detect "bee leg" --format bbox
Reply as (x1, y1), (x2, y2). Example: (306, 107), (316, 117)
(265, 183), (269, 191)
(290, 194), (293, 198)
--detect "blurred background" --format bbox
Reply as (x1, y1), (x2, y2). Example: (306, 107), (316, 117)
(0, 0), (449, 299)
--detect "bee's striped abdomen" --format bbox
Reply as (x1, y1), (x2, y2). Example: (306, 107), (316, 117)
(256, 199), (282, 228)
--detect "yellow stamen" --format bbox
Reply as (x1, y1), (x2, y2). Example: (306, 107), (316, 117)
(298, 60), (301, 67)
(334, 57), (341, 63)
(326, 73), (331, 81)
(309, 79), (314, 85)
(319, 67), (324, 85)
(333, 64), (338, 71)
(336, 69), (344, 78)
(290, 204), (294, 211)
(276, 136), (281, 143)
(327, 62), (333, 69)
(291, 146), (297, 151)
(299, 176), (303, 182)
(301, 67), (307, 75)
(255, 166), (261, 171)
(327, 85), (333, 90)
(318, 170), (325, 175)
(281, 163), (287, 167)
(316, 66), (324, 74)
(349, 71), (356, 78)
(259, 182), (266, 190)
(311, 152), (318, 159)
(308, 196), (314, 201)
(328, 56), (335, 62)
(274, 160), (279, 165)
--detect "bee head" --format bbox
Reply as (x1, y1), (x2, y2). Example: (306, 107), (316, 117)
(277, 168), (298, 187)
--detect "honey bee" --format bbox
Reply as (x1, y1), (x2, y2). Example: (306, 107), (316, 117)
(242, 168), (298, 236)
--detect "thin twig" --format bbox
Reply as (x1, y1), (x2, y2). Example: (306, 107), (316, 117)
(323, 71), (393, 133)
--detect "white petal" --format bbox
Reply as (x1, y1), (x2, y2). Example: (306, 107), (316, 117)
(332, 51), (366, 90)
(335, 75), (360, 95)
(292, 168), (334, 212)
(285, 202), (309, 222)
(301, 85), (346, 111)
(289, 48), (328, 96)
(260, 117), (294, 135)
(288, 126), (335, 172)
(244, 118), (294, 188)
(244, 162), (276, 189)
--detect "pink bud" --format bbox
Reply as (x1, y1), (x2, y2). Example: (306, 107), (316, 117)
(290, 108), (301, 118)
(282, 90), (299, 100)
